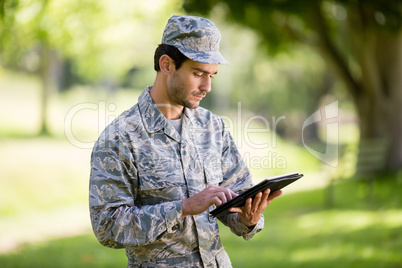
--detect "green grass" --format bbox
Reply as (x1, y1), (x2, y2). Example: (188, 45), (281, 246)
(0, 234), (127, 268)
(1, 176), (401, 267)
(220, 175), (402, 268)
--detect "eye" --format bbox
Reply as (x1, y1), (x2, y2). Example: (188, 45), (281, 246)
(194, 73), (203, 78)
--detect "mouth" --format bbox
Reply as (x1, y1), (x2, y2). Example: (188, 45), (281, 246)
(193, 94), (205, 101)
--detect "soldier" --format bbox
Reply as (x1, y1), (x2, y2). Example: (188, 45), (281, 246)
(89, 15), (282, 267)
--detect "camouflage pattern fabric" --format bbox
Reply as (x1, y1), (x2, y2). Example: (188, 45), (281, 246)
(89, 87), (264, 267)
(162, 15), (229, 65)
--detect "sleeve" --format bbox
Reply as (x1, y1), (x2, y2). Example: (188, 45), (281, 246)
(216, 118), (264, 240)
(89, 131), (183, 249)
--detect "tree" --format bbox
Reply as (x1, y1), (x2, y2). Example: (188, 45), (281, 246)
(0, 0), (182, 135)
(183, 0), (402, 172)
(1, 0), (108, 135)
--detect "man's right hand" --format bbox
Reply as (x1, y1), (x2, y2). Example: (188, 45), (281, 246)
(181, 185), (237, 218)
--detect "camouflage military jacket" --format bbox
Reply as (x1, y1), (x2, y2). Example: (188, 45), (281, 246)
(89, 87), (264, 267)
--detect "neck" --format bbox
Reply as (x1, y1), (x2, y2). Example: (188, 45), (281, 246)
(150, 74), (184, 120)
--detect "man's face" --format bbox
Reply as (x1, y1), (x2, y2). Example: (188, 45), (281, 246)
(167, 59), (218, 110)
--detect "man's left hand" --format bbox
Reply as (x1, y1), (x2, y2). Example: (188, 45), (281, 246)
(228, 189), (283, 227)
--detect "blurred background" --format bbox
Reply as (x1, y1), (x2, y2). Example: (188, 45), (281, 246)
(0, 0), (401, 267)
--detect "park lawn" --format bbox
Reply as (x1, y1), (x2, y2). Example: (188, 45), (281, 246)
(220, 176), (402, 268)
(0, 175), (401, 268)
(1, 70), (399, 267)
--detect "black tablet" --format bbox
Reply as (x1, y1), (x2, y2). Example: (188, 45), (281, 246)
(210, 172), (303, 217)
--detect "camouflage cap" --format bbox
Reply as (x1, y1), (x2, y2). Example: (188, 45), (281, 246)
(162, 15), (229, 65)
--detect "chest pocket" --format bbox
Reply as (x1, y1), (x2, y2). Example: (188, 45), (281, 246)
(191, 129), (224, 186)
(203, 162), (223, 186)
(137, 158), (186, 206)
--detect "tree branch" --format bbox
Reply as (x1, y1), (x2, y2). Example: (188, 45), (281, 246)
(310, 1), (361, 99)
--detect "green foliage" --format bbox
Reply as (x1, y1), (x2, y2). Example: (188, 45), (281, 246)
(184, 0), (313, 54)
(229, 45), (330, 117)
(0, 0), (183, 82)
(187, 9), (346, 145)
(184, 0), (402, 173)
(183, 0), (402, 54)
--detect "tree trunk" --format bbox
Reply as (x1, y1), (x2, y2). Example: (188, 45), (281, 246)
(376, 30), (402, 170)
(352, 23), (402, 172)
(312, 2), (402, 173)
(39, 41), (51, 136)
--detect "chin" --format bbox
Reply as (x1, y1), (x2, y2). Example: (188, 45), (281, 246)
(185, 102), (200, 110)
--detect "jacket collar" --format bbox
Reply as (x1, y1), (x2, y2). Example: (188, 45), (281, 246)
(138, 87), (195, 142)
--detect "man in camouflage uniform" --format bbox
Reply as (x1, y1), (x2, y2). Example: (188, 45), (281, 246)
(89, 15), (282, 267)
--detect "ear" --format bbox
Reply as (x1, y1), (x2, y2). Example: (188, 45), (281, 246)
(159, 55), (174, 75)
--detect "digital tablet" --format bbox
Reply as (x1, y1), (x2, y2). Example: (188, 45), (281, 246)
(210, 172), (303, 218)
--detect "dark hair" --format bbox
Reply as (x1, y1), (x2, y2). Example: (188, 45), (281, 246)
(154, 44), (189, 71)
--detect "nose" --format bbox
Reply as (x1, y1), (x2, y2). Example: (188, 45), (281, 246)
(200, 76), (212, 93)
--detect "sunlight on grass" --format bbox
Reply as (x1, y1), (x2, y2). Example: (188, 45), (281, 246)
(0, 71), (41, 135)
(0, 138), (89, 215)
(0, 137), (92, 252)
(0, 234), (127, 268)
(290, 242), (401, 266)
(297, 210), (388, 233)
